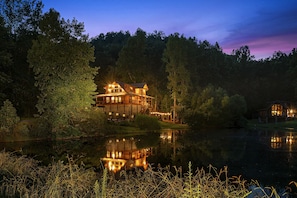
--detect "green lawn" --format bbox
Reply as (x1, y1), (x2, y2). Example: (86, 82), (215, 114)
(248, 119), (297, 131)
(159, 121), (189, 130)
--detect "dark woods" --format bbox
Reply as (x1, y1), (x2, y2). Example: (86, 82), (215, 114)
(91, 30), (297, 127)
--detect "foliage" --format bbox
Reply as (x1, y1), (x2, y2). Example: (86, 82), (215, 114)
(221, 94), (248, 128)
(1, 151), (292, 197)
(0, 16), (13, 104)
(232, 45), (255, 65)
(134, 114), (161, 130)
(163, 34), (192, 122)
(0, 99), (20, 133)
(0, 0), (43, 35)
(27, 9), (98, 132)
(0, 0), (43, 117)
(184, 85), (247, 129)
(116, 28), (147, 82)
(0, 151), (96, 197)
(73, 107), (107, 135)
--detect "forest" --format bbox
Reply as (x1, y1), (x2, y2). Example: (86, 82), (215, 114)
(1, 0), (297, 132)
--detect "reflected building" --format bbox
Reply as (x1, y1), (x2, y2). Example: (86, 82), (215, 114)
(270, 136), (282, 149)
(270, 132), (296, 150)
(101, 137), (151, 172)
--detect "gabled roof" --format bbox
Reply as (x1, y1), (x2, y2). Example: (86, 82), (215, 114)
(115, 81), (148, 91)
(130, 83), (147, 88)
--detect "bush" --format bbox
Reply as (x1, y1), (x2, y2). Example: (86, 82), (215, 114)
(74, 107), (107, 136)
(134, 114), (161, 130)
(0, 99), (20, 133)
(184, 86), (247, 129)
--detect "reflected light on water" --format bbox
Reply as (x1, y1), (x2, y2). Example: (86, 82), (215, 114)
(101, 137), (150, 172)
(286, 135), (294, 144)
(270, 133), (296, 150)
(271, 136), (282, 149)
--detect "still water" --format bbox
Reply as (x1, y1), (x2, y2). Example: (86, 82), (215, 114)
(1, 129), (297, 188)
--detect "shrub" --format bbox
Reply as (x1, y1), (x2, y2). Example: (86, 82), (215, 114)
(0, 99), (20, 133)
(134, 114), (161, 130)
(73, 107), (107, 136)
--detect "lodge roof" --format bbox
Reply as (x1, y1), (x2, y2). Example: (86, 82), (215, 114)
(115, 81), (147, 89)
(130, 82), (147, 88)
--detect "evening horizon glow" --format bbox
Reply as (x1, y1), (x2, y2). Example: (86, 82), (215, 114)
(42, 0), (297, 60)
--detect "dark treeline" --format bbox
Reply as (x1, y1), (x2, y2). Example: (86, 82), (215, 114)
(90, 30), (297, 119)
(1, 0), (297, 129)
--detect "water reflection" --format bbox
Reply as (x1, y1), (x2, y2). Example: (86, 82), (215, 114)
(101, 137), (151, 172)
(268, 132), (297, 150)
(1, 129), (297, 188)
(271, 136), (282, 149)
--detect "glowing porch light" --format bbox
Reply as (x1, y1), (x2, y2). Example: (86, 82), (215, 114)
(286, 135), (294, 144)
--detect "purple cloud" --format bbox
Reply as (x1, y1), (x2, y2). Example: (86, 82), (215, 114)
(221, 5), (297, 59)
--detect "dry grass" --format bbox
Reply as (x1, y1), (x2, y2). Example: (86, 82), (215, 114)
(0, 150), (295, 197)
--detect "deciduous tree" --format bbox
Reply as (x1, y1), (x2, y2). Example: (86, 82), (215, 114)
(28, 9), (98, 132)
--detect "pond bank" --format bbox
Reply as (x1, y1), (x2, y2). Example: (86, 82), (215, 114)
(0, 119), (188, 143)
(248, 119), (297, 131)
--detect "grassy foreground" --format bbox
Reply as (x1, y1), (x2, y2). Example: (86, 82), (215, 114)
(0, 151), (295, 198)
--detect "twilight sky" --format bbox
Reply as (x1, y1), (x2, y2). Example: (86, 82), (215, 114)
(42, 0), (297, 59)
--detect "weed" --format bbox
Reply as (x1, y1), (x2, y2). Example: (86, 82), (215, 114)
(0, 151), (294, 197)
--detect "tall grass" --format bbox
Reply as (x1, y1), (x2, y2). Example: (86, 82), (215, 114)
(0, 151), (295, 197)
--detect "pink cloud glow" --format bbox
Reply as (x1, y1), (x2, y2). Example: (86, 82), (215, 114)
(222, 34), (297, 59)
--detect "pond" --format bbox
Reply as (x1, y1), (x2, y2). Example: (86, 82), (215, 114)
(1, 128), (297, 189)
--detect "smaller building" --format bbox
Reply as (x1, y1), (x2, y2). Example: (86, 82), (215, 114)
(258, 101), (296, 123)
(96, 81), (155, 120)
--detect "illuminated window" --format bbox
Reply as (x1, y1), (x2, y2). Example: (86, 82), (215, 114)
(119, 96), (122, 103)
(271, 104), (282, 116)
(287, 109), (295, 117)
(106, 97), (110, 103)
(111, 96), (115, 103)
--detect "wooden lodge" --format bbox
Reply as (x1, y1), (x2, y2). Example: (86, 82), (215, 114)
(96, 81), (155, 120)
